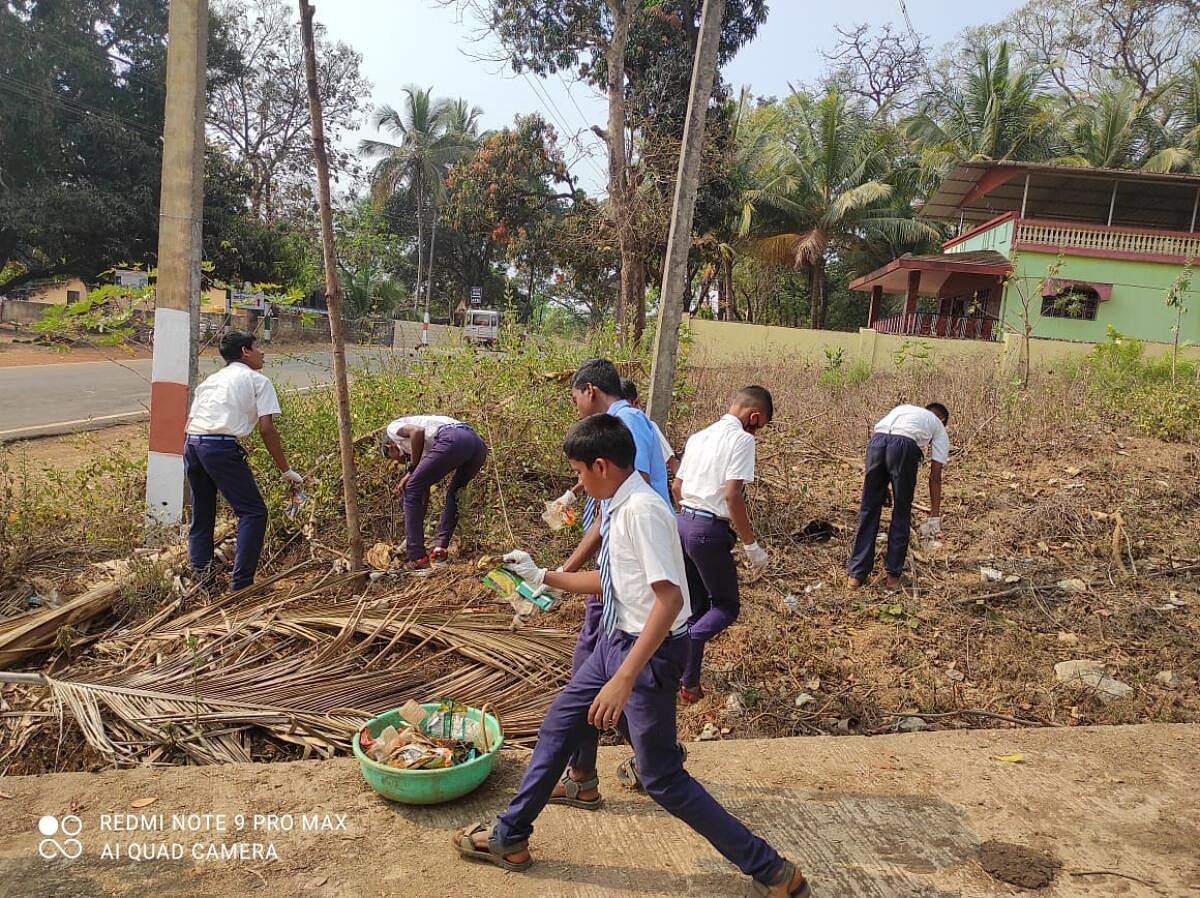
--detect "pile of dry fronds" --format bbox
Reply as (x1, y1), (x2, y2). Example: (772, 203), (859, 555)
(3, 559), (575, 771)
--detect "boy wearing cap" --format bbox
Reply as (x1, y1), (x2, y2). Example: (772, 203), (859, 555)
(380, 414), (488, 571)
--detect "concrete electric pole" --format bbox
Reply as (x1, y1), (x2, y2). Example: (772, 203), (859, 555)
(145, 0), (208, 535)
(646, 0), (726, 428)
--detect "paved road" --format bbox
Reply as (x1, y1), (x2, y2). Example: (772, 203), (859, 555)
(1, 724), (1196, 896)
(0, 348), (396, 441)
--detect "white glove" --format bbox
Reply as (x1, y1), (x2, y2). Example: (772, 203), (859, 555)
(742, 542), (769, 569)
(282, 469), (304, 485)
(555, 489), (577, 508)
(502, 550), (547, 589)
(920, 517), (942, 537)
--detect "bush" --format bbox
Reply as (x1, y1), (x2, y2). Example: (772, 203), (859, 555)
(1086, 327), (1200, 441)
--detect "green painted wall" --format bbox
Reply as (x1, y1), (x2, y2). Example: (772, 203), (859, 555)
(1002, 251), (1199, 345)
(945, 218), (1014, 256)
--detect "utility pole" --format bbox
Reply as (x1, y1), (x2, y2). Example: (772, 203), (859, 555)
(646, 0), (726, 428)
(145, 0), (208, 536)
(298, 0), (365, 571)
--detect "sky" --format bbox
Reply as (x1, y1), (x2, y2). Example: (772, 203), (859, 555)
(317, 0), (1024, 193)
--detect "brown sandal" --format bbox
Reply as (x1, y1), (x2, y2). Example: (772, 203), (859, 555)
(749, 860), (812, 897)
(548, 771), (604, 810)
(615, 743), (689, 792)
(452, 820), (533, 872)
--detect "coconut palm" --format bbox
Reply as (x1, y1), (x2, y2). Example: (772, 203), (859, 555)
(1165, 59), (1200, 172)
(359, 87), (479, 315)
(739, 88), (939, 329)
(906, 41), (1062, 168)
(1059, 80), (1182, 171)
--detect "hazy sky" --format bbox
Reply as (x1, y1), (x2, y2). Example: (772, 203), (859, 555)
(317, 0), (1023, 192)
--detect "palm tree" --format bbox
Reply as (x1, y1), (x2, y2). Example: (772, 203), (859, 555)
(1165, 59), (1200, 172)
(359, 87), (479, 316)
(739, 88), (939, 329)
(906, 41), (1062, 168)
(1059, 80), (1182, 171)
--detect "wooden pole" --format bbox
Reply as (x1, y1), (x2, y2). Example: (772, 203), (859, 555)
(145, 0), (207, 537)
(646, 0), (727, 427)
(298, 0), (364, 571)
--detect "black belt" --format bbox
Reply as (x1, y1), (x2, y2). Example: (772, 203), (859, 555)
(186, 434), (238, 442)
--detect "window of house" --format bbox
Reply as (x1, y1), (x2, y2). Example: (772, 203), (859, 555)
(66, 290), (81, 303)
(1041, 289), (1099, 321)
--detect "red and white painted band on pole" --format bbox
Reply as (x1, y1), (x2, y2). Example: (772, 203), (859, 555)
(146, 0), (208, 529)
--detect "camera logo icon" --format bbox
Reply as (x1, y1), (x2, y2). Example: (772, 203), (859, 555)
(37, 815), (84, 860)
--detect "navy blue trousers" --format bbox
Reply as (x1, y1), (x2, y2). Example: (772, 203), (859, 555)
(678, 510), (740, 689)
(495, 630), (785, 882)
(402, 425), (487, 561)
(566, 596), (604, 772)
(848, 432), (922, 579)
(185, 438), (267, 590)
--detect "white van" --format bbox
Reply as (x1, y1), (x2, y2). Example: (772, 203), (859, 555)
(464, 308), (500, 345)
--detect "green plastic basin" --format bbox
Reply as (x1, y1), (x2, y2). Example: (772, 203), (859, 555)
(352, 704), (503, 805)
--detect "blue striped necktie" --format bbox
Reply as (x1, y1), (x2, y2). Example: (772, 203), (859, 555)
(582, 496), (597, 531)
(598, 507), (618, 635)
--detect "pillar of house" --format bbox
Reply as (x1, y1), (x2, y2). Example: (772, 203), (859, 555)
(904, 270), (921, 320)
(867, 285), (882, 327)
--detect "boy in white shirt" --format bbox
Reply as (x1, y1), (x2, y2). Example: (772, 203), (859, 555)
(184, 331), (303, 590)
(673, 386), (772, 702)
(848, 402), (950, 588)
(453, 413), (811, 898)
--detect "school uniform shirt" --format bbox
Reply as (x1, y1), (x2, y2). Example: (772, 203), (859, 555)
(873, 405), (950, 464)
(650, 420), (674, 465)
(604, 472), (692, 634)
(385, 415), (461, 456)
(606, 399), (671, 506)
(185, 362), (282, 437)
(675, 414), (756, 520)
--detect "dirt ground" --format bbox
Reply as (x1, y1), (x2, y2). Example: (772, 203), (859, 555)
(0, 424), (147, 470)
(1, 724), (1196, 898)
(0, 333), (351, 368)
(0, 336), (151, 368)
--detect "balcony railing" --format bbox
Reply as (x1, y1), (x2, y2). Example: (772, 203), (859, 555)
(1015, 219), (1200, 262)
(874, 312), (1000, 342)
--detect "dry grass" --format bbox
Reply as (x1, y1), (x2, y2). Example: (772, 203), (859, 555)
(668, 357), (1199, 740)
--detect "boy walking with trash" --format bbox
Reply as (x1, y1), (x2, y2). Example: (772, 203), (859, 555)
(454, 413), (812, 898)
(542, 358), (674, 809)
(380, 414), (488, 571)
(184, 331), (303, 591)
(847, 402), (950, 589)
(673, 386), (773, 703)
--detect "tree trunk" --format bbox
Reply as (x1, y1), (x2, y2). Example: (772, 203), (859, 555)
(425, 208), (439, 319)
(809, 258), (827, 330)
(298, 0), (364, 573)
(604, 1), (637, 343)
(413, 190), (425, 312)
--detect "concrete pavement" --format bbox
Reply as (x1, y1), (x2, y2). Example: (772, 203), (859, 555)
(1, 724), (1196, 897)
(0, 348), (395, 441)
